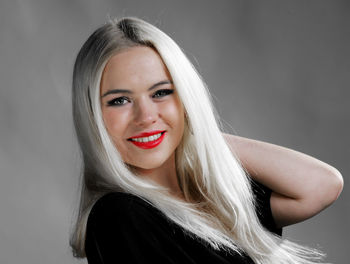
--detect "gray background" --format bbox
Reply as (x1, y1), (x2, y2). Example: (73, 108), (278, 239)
(0, 0), (348, 263)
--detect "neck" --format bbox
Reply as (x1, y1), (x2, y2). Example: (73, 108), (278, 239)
(131, 154), (184, 200)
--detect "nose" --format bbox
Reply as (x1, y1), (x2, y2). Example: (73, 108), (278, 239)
(133, 98), (157, 127)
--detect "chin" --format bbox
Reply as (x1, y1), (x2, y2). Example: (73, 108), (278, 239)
(128, 156), (171, 172)
(134, 161), (166, 171)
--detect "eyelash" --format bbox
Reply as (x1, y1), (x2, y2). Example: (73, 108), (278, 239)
(106, 89), (174, 106)
(152, 89), (174, 98)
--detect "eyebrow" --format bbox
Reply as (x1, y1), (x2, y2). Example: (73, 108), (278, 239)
(101, 80), (173, 98)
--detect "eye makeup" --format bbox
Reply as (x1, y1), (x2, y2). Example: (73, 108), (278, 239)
(152, 89), (174, 98)
(106, 96), (130, 106)
(105, 88), (174, 107)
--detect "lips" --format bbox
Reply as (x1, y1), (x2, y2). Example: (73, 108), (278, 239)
(128, 130), (165, 139)
(128, 130), (166, 149)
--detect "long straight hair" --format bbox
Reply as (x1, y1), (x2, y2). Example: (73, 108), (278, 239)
(71, 17), (325, 263)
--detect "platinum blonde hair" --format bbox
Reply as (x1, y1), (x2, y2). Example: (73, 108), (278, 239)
(71, 17), (326, 263)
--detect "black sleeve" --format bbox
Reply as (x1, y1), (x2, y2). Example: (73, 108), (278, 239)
(85, 193), (198, 264)
(251, 180), (282, 236)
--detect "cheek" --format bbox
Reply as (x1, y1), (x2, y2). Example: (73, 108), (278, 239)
(102, 109), (129, 141)
(160, 100), (185, 133)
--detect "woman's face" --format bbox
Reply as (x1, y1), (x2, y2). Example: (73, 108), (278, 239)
(100, 46), (185, 175)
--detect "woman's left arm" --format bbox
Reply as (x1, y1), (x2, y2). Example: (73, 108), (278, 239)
(223, 134), (344, 228)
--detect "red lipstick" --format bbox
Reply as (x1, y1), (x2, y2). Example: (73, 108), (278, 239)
(128, 130), (166, 149)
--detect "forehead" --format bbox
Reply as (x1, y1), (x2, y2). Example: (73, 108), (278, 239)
(100, 46), (171, 92)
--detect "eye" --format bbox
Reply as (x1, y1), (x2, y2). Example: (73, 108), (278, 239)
(107, 96), (130, 106)
(152, 89), (174, 98)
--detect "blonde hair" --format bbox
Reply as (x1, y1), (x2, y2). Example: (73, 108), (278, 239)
(71, 17), (326, 263)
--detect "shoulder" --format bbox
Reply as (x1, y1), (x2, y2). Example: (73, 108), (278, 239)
(87, 192), (163, 228)
(85, 192), (184, 263)
(90, 192), (152, 214)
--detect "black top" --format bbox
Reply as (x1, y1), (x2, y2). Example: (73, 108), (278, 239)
(85, 180), (282, 264)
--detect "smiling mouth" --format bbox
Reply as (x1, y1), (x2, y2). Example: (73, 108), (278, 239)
(127, 131), (166, 149)
(128, 132), (163, 142)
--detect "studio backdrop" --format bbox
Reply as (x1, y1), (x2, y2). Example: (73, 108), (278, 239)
(0, 1), (348, 263)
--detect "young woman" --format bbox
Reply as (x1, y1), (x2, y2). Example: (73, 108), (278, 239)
(70, 17), (343, 263)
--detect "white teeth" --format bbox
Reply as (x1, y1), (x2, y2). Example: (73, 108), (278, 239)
(131, 132), (163, 143)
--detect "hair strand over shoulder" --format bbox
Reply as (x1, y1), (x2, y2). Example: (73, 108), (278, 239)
(71, 17), (326, 264)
